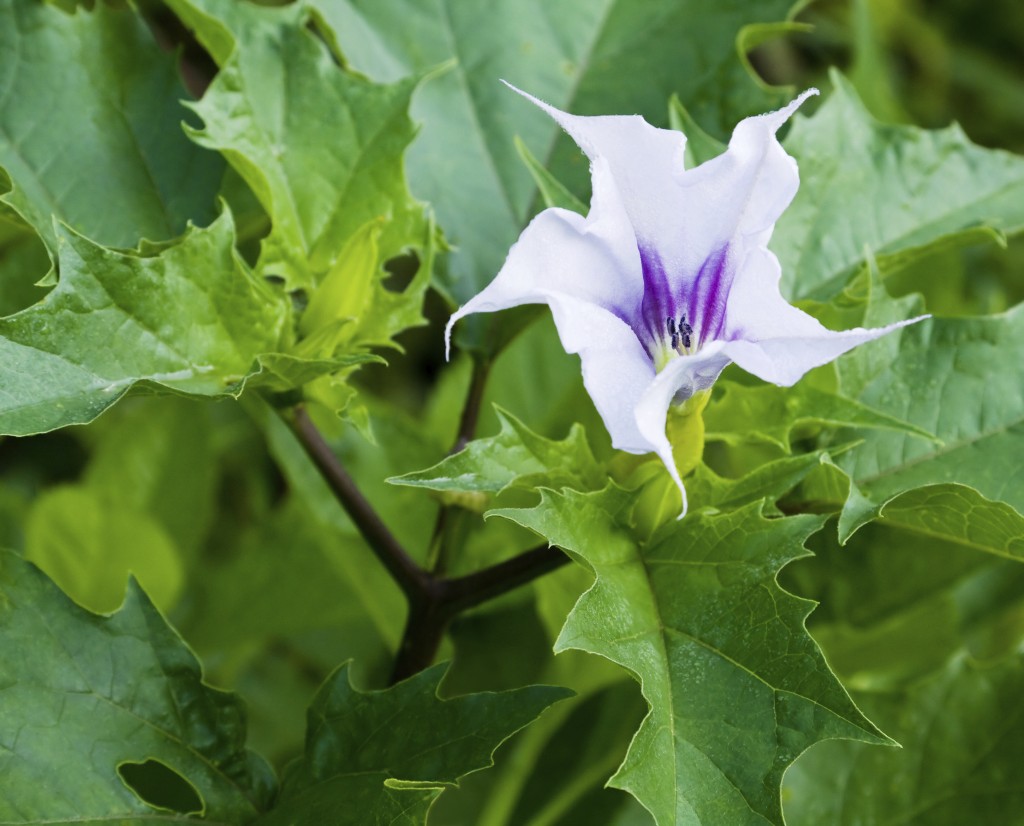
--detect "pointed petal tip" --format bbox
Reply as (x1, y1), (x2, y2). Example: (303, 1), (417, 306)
(767, 87), (819, 129)
(443, 312), (460, 361)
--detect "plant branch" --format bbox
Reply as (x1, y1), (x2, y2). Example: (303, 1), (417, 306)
(290, 407), (430, 601)
(443, 543), (570, 615)
(288, 404), (571, 685)
(452, 355), (491, 454)
(390, 543), (570, 683)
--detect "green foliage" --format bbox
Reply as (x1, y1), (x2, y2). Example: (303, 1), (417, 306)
(389, 407), (605, 505)
(775, 71), (1024, 300)
(0, 0), (223, 258)
(0, 0), (1022, 823)
(168, 0), (428, 290)
(705, 381), (937, 452)
(315, 0), (801, 310)
(0, 550), (274, 823)
(493, 489), (888, 825)
(257, 664), (571, 824)
(785, 651), (1024, 825)
(0, 214), (288, 436)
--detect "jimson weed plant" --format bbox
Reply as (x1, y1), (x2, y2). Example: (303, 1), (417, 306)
(2, 1), (1024, 824)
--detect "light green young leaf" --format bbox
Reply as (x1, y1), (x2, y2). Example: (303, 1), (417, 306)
(493, 489), (888, 826)
(25, 485), (183, 615)
(776, 71), (1024, 299)
(257, 663), (571, 824)
(0, 213), (289, 437)
(704, 381), (938, 452)
(0, 551), (275, 823)
(785, 652), (1024, 825)
(82, 398), (217, 558)
(514, 136), (588, 215)
(315, 0), (802, 307)
(687, 449), (858, 514)
(388, 407), (604, 507)
(168, 0), (427, 290)
(0, 0), (222, 257)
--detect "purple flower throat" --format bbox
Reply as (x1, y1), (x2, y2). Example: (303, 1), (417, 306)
(630, 244), (732, 368)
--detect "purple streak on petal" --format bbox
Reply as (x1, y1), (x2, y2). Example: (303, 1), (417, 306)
(636, 245), (675, 359)
(687, 246), (732, 347)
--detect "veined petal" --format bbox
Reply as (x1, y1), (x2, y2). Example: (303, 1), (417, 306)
(722, 248), (928, 385)
(546, 293), (656, 453)
(633, 342), (733, 516)
(445, 156), (643, 359)
(504, 82), (689, 260)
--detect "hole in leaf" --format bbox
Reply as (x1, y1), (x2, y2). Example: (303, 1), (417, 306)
(382, 251), (421, 293)
(117, 759), (203, 815)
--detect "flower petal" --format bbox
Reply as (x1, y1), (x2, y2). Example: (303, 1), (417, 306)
(445, 156), (643, 360)
(721, 247), (927, 385)
(445, 157), (656, 452)
(504, 82), (688, 257)
(633, 342), (733, 517)
(546, 293), (656, 453)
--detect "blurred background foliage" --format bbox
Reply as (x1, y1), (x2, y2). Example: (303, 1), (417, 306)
(1, 0), (1022, 822)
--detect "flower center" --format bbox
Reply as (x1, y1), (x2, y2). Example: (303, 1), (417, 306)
(651, 314), (697, 371)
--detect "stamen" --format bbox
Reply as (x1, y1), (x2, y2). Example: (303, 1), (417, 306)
(667, 317), (680, 350)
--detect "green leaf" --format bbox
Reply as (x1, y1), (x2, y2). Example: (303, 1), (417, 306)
(0, 0), (222, 257)
(0, 550), (274, 822)
(387, 407), (604, 508)
(780, 517), (1024, 689)
(0, 212), (289, 436)
(81, 398), (217, 558)
(705, 381), (938, 452)
(168, 0), (427, 290)
(314, 0), (802, 307)
(24, 485), (184, 615)
(874, 483), (1024, 560)
(493, 489), (888, 826)
(257, 663), (571, 824)
(776, 71), (1024, 299)
(514, 136), (588, 215)
(668, 96), (726, 168)
(834, 298), (1024, 519)
(785, 652), (1024, 825)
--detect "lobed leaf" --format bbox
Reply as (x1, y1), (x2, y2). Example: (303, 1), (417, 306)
(387, 407), (604, 505)
(776, 72), (1024, 300)
(168, 0), (428, 290)
(704, 381), (938, 453)
(257, 663), (571, 824)
(0, 551), (274, 823)
(0, 213), (289, 437)
(493, 489), (888, 826)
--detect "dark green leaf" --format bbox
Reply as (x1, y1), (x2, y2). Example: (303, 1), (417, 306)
(257, 663), (571, 824)
(0, 551), (274, 823)
(776, 72), (1024, 299)
(0, 0), (222, 257)
(785, 652), (1024, 826)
